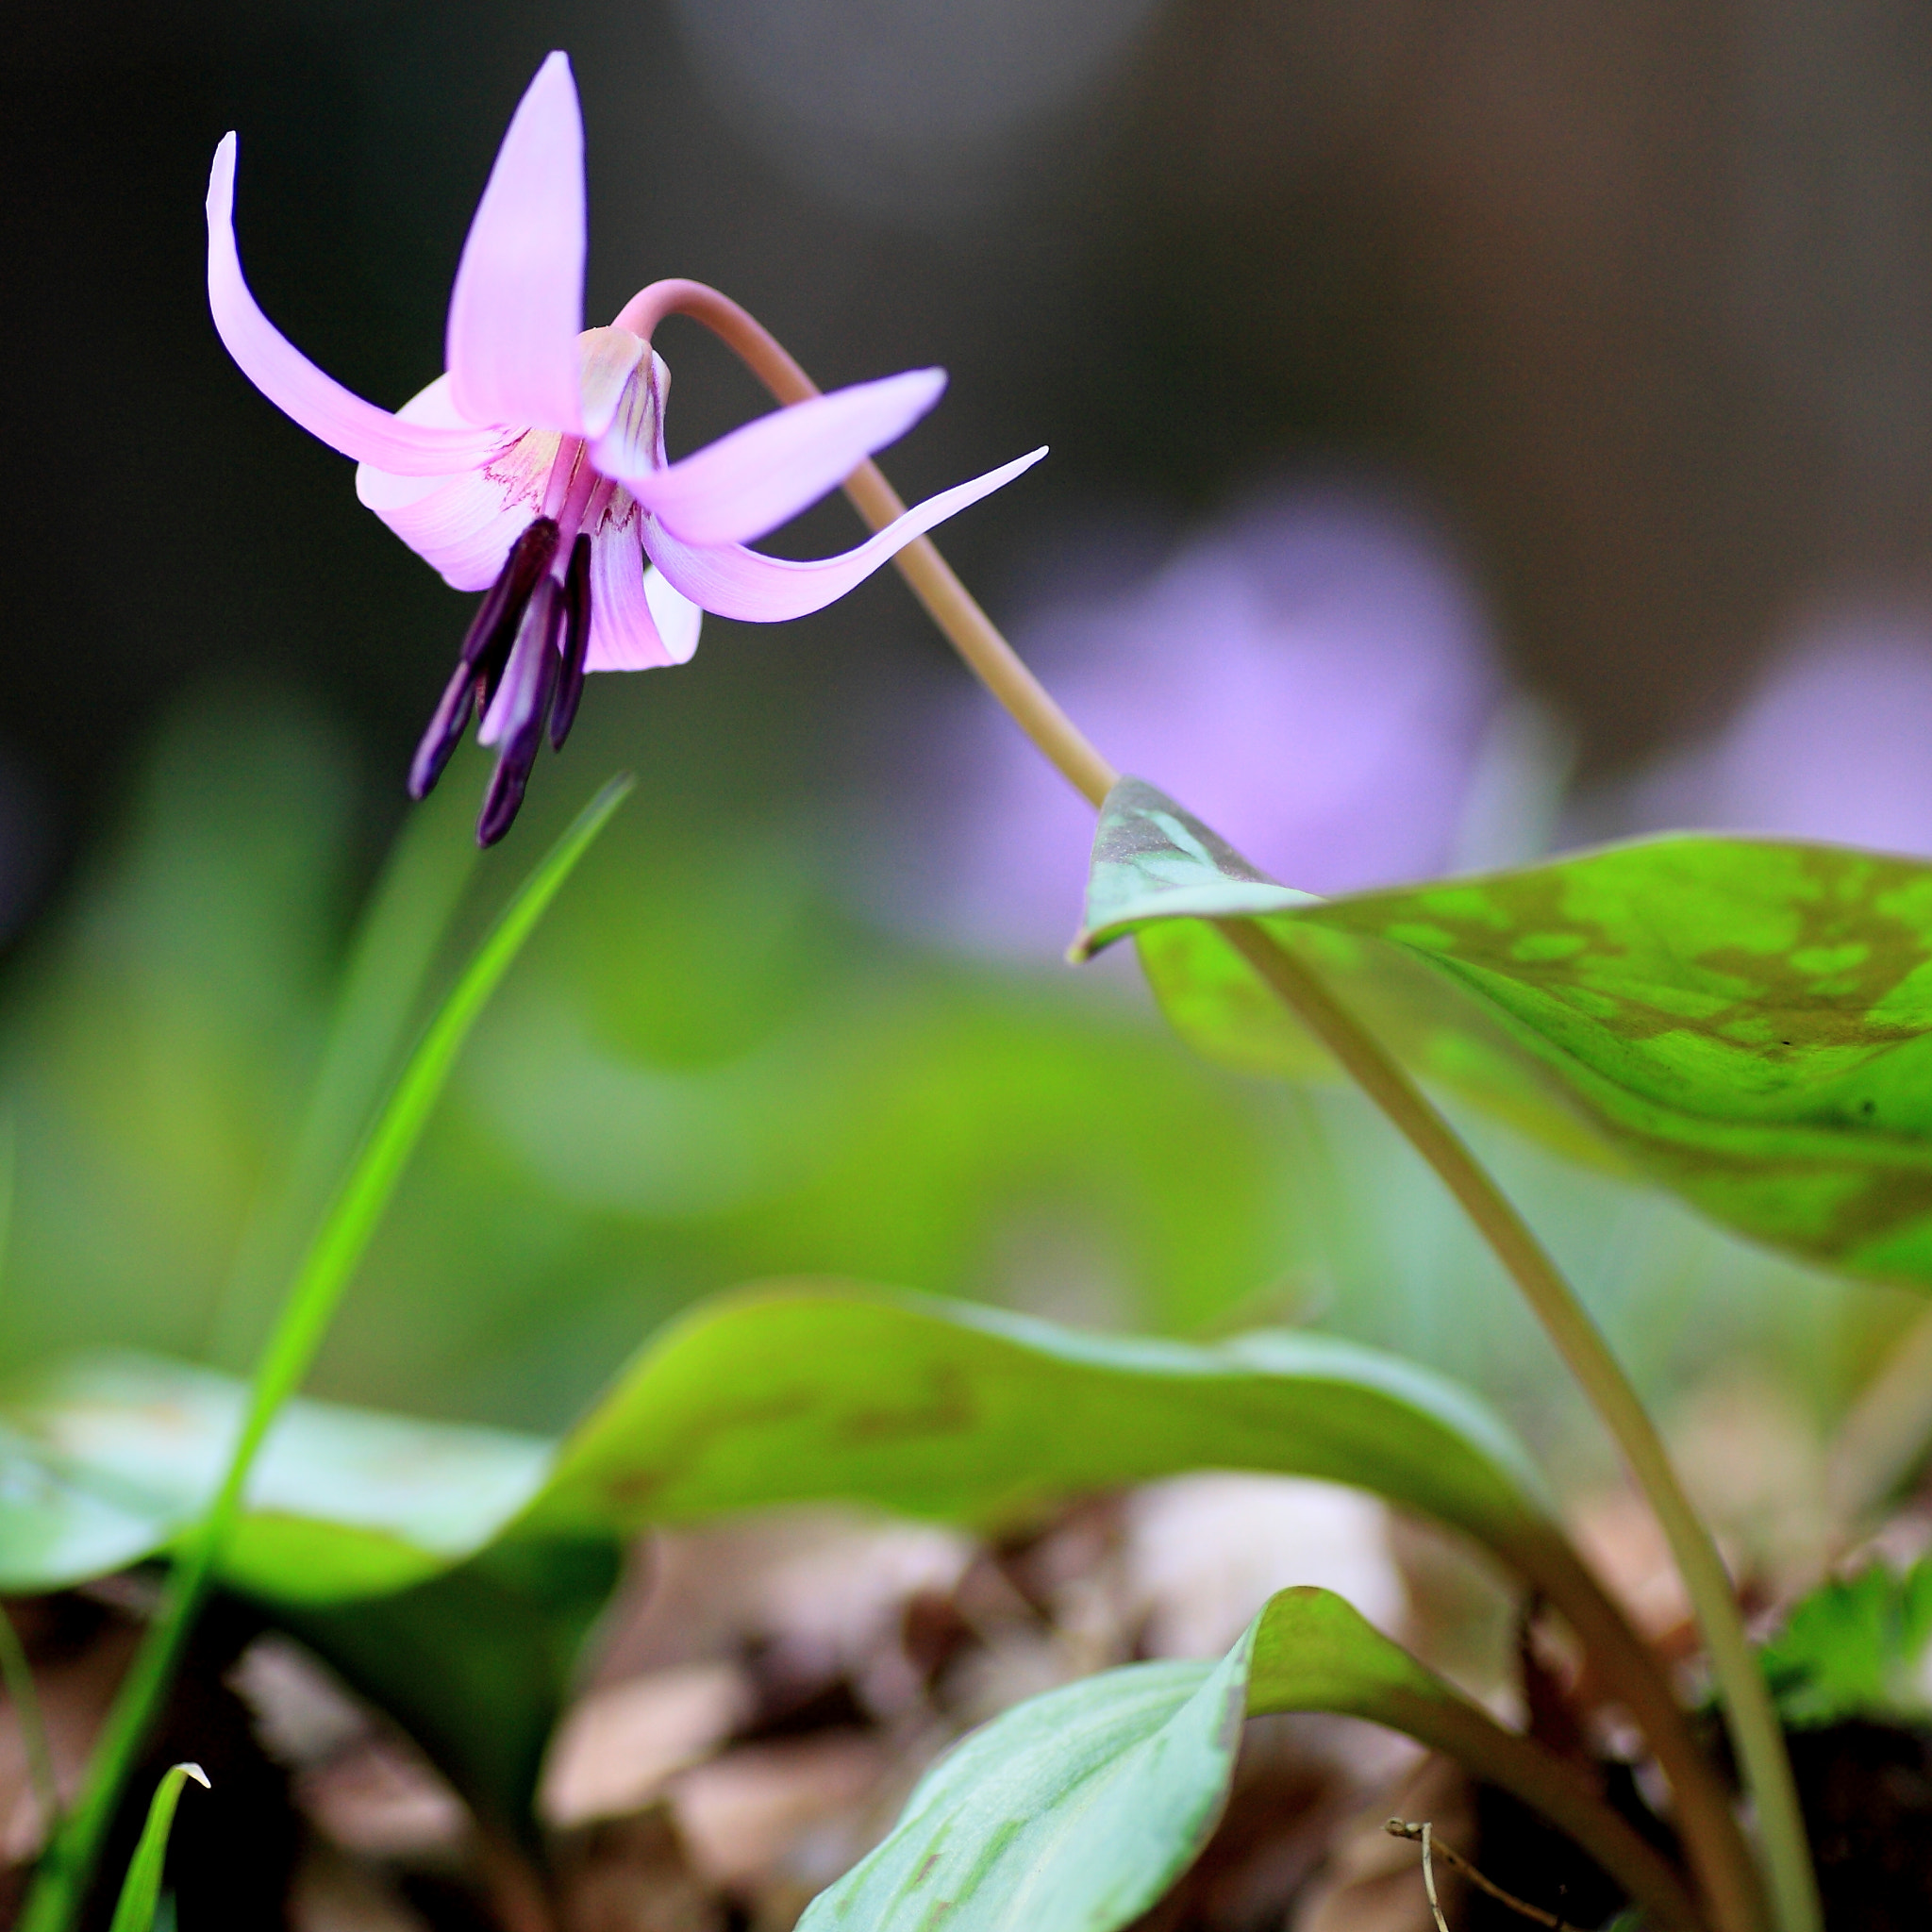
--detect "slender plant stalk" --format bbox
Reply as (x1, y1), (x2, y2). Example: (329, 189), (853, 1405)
(1504, 1528), (1762, 1932)
(617, 281), (1812, 1932)
(20, 778), (631, 1932)
(1357, 1681), (1701, 1931)
(610, 281), (1118, 808)
(0, 1603), (61, 1839)
(107, 1764), (207, 1932)
(208, 772), (478, 1366)
(1213, 921), (1809, 1932)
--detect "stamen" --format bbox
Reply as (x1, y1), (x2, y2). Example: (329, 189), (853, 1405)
(408, 516), (559, 802)
(458, 517), (560, 671)
(407, 657), (478, 800)
(476, 580), (565, 846)
(550, 535), (593, 750)
(471, 516), (561, 713)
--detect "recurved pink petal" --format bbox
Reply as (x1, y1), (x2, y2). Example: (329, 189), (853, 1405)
(642, 447), (1047, 623)
(444, 52), (587, 434)
(207, 136), (504, 475)
(355, 375), (558, 588)
(606, 369), (946, 546)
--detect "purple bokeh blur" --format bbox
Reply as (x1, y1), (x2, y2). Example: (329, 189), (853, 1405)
(887, 484), (1507, 955)
(1605, 608), (1932, 856)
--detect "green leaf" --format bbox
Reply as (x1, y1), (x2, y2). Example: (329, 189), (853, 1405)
(0, 1365), (612, 1836)
(0, 1354), (551, 1599)
(801, 1656), (1240, 1932)
(107, 1763), (206, 1932)
(0, 1427), (175, 1594)
(526, 1287), (1555, 1557)
(1757, 1557), (1932, 1727)
(0, 1289), (1557, 1598)
(801, 1587), (1699, 1932)
(1077, 775), (1932, 1287)
(0, 1290), (1595, 1841)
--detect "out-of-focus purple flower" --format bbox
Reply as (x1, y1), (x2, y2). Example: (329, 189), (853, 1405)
(899, 487), (1505, 953)
(1612, 609), (1932, 854)
(206, 52), (1042, 841)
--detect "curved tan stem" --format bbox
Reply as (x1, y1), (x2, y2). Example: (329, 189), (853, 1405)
(608, 278), (1788, 1932)
(1375, 1687), (1702, 1932)
(1217, 919), (1794, 1932)
(1507, 1527), (1764, 1932)
(611, 280), (1117, 807)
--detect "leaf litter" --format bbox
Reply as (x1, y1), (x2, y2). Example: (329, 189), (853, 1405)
(5, 1394), (1932, 1932)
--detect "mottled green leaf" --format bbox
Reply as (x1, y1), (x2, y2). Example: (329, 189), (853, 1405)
(1757, 1558), (1932, 1727)
(0, 1291), (1576, 1833)
(1078, 775), (1932, 1287)
(526, 1286), (1557, 1559)
(800, 1588), (1698, 1932)
(0, 1290), (1555, 1595)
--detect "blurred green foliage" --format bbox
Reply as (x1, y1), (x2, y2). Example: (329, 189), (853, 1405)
(0, 690), (1293, 1430)
(1758, 1559), (1932, 1727)
(0, 685), (1918, 1456)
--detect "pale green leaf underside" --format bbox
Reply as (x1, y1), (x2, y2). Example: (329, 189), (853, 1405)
(800, 1587), (1695, 1932)
(804, 1655), (1241, 1932)
(0, 1286), (1551, 1603)
(1078, 776), (1932, 1288)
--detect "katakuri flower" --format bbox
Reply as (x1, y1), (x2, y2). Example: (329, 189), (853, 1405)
(207, 52), (1045, 841)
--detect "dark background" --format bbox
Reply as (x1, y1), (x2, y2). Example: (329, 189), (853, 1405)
(8, 0), (1932, 930)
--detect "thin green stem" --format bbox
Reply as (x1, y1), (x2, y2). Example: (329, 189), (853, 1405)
(0, 1601), (61, 1838)
(1214, 919), (1812, 1932)
(208, 774), (478, 1367)
(20, 777), (631, 1932)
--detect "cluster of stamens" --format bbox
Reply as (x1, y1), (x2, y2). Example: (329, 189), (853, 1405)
(408, 517), (592, 845)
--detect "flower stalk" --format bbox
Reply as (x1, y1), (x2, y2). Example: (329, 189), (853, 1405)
(608, 280), (1119, 809)
(659, 286), (1817, 1932)
(19, 781), (630, 1932)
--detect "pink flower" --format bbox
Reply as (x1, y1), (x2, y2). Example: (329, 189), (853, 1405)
(207, 53), (1044, 842)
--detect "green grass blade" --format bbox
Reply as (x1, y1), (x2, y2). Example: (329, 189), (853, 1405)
(231, 770), (632, 1465)
(208, 773), (478, 1366)
(106, 1764), (207, 1932)
(21, 774), (632, 1932)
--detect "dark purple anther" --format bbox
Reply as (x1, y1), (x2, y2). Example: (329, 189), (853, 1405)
(460, 518), (560, 669)
(472, 516), (561, 712)
(476, 579), (565, 846)
(407, 657), (479, 799)
(550, 534), (592, 751)
(408, 516), (560, 802)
